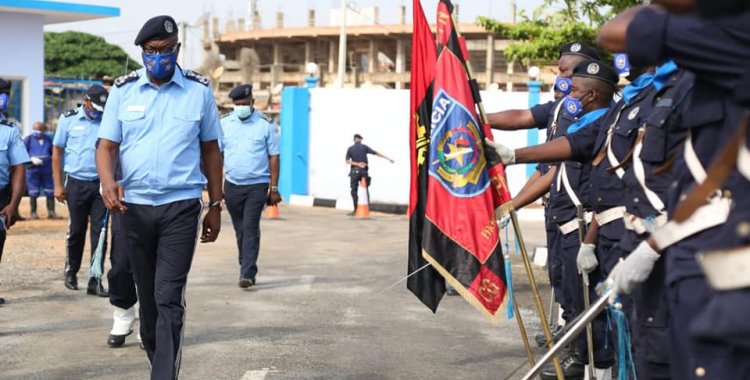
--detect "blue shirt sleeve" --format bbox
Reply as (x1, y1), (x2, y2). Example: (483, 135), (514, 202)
(345, 147), (352, 161)
(626, 8), (750, 93)
(199, 86), (221, 142)
(98, 86), (123, 143)
(530, 100), (555, 130)
(267, 122), (280, 156)
(566, 118), (602, 162)
(8, 128), (30, 165)
(53, 114), (69, 147)
(365, 145), (377, 155)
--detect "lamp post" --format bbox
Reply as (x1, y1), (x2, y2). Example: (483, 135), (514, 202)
(304, 62), (320, 88)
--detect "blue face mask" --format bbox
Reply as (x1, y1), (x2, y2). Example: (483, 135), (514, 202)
(234, 105), (254, 119)
(0, 93), (8, 111)
(33, 130), (42, 137)
(563, 91), (590, 117)
(84, 107), (103, 120)
(614, 53), (631, 77)
(554, 76), (572, 95)
(142, 51), (177, 81)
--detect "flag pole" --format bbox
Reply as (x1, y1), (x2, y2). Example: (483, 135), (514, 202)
(447, 9), (563, 379)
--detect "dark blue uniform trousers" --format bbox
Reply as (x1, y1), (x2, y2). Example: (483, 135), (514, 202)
(64, 177), (107, 276)
(224, 181), (268, 280)
(107, 212), (137, 310)
(0, 187), (9, 264)
(123, 199), (202, 380)
(559, 231), (614, 368)
(545, 222), (568, 320)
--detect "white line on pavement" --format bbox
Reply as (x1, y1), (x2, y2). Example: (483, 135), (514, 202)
(241, 369), (270, 380)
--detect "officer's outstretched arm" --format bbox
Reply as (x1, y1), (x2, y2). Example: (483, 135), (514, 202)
(512, 167), (555, 210)
(514, 136), (573, 164)
(487, 109), (536, 131)
(597, 5), (646, 52)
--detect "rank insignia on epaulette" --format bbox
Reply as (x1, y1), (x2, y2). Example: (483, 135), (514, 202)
(184, 70), (210, 86)
(63, 108), (79, 118)
(0, 119), (12, 127)
(260, 113), (273, 123)
(114, 71), (139, 88)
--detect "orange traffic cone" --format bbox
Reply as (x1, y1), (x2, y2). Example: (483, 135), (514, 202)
(354, 177), (370, 218)
(265, 204), (280, 219)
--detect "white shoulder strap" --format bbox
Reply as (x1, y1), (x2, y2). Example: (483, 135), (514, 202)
(738, 137), (750, 181)
(547, 101), (565, 142)
(556, 162), (583, 207)
(684, 131), (707, 183)
(632, 127), (666, 212)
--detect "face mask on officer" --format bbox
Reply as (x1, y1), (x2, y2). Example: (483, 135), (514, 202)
(83, 99), (103, 120)
(554, 76), (573, 96)
(0, 93), (8, 112)
(142, 42), (179, 81)
(234, 105), (253, 119)
(563, 90), (593, 117)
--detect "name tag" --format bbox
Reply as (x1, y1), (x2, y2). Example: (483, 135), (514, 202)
(72, 125), (86, 131)
(126, 105), (146, 112)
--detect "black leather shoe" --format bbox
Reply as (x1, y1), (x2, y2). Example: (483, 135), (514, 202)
(0, 297), (5, 305)
(535, 324), (564, 347)
(64, 273), (78, 290)
(540, 347), (585, 380)
(107, 330), (133, 348)
(87, 277), (109, 297)
(239, 277), (255, 289)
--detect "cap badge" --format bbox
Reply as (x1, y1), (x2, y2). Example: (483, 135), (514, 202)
(587, 63), (600, 75)
(164, 20), (174, 34)
(571, 43), (582, 53)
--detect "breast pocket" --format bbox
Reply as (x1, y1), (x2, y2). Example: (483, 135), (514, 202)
(0, 144), (9, 167)
(640, 106), (674, 163)
(119, 111), (146, 139)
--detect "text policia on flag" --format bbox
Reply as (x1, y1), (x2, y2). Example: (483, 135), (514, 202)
(409, 0), (513, 323)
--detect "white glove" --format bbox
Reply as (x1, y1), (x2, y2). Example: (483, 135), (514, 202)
(497, 214), (510, 229)
(576, 243), (598, 275)
(608, 241), (660, 299)
(30, 157), (43, 166)
(484, 138), (516, 165)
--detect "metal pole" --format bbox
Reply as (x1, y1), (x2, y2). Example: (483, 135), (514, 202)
(509, 209), (565, 380)
(336, 0), (347, 88)
(512, 290), (536, 368)
(577, 206), (596, 380)
(522, 288), (615, 380)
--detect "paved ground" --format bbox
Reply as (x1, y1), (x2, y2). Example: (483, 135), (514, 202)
(0, 202), (552, 380)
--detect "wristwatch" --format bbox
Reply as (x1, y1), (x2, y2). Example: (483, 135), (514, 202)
(208, 201), (222, 211)
(269, 186), (279, 193)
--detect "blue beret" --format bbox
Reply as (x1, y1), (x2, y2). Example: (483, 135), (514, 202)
(572, 60), (619, 88)
(228, 84), (253, 100)
(559, 42), (600, 61)
(135, 15), (178, 46)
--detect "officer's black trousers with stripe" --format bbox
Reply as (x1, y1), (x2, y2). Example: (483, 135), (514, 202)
(64, 177), (106, 277)
(122, 199), (202, 380)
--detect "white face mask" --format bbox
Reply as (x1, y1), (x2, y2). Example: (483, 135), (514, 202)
(234, 105), (253, 119)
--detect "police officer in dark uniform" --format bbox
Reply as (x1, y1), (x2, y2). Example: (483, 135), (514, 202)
(598, 2), (750, 379)
(487, 60), (619, 378)
(487, 42), (600, 342)
(23, 121), (58, 219)
(345, 134), (394, 214)
(0, 77), (31, 306)
(52, 84), (109, 296)
(96, 16), (223, 379)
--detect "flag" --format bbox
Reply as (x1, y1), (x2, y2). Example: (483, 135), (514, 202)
(407, 0), (445, 312)
(421, 0), (512, 322)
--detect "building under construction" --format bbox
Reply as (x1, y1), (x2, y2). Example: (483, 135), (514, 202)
(199, 4), (536, 107)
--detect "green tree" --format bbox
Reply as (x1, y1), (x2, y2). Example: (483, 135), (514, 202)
(478, 0), (640, 66)
(45, 31), (141, 79)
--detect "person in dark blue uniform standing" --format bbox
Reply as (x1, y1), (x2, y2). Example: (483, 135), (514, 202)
(598, 2), (750, 379)
(52, 84), (109, 296)
(23, 121), (58, 219)
(96, 16), (223, 380)
(345, 134), (394, 215)
(487, 41), (600, 344)
(0, 78), (31, 306)
(221, 84), (280, 289)
(487, 60), (619, 379)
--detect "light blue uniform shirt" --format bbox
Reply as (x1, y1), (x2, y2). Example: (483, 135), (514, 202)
(98, 68), (222, 206)
(220, 111), (280, 186)
(53, 106), (101, 181)
(0, 116), (31, 187)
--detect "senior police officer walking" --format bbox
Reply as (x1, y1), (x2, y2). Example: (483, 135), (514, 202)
(53, 85), (109, 296)
(24, 121), (58, 219)
(0, 78), (31, 306)
(221, 84), (280, 289)
(96, 16), (223, 379)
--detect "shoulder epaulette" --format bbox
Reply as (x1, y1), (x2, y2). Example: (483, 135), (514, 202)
(114, 71), (139, 88)
(259, 112), (273, 123)
(0, 119), (12, 127)
(184, 70), (210, 86)
(63, 108), (79, 118)
(221, 112), (232, 119)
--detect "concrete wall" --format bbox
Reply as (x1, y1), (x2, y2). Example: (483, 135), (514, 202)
(306, 88), (553, 205)
(0, 12), (45, 134)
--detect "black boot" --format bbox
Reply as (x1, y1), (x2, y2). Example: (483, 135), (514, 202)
(535, 324), (565, 347)
(0, 296), (5, 305)
(64, 272), (78, 290)
(29, 197), (38, 220)
(539, 346), (585, 380)
(87, 277), (109, 297)
(46, 197), (60, 219)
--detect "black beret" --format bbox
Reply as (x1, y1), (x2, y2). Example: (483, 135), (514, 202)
(354, 134), (363, 140)
(572, 60), (620, 88)
(228, 84), (253, 100)
(0, 78), (10, 92)
(559, 42), (600, 61)
(85, 85), (109, 111)
(134, 15), (178, 46)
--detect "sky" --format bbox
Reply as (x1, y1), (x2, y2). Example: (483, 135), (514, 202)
(45, 0), (545, 69)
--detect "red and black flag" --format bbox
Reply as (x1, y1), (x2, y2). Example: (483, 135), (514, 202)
(420, 0), (512, 322)
(407, 0), (445, 312)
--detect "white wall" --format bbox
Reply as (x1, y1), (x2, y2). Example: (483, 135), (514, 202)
(307, 88), (553, 205)
(0, 12), (45, 134)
